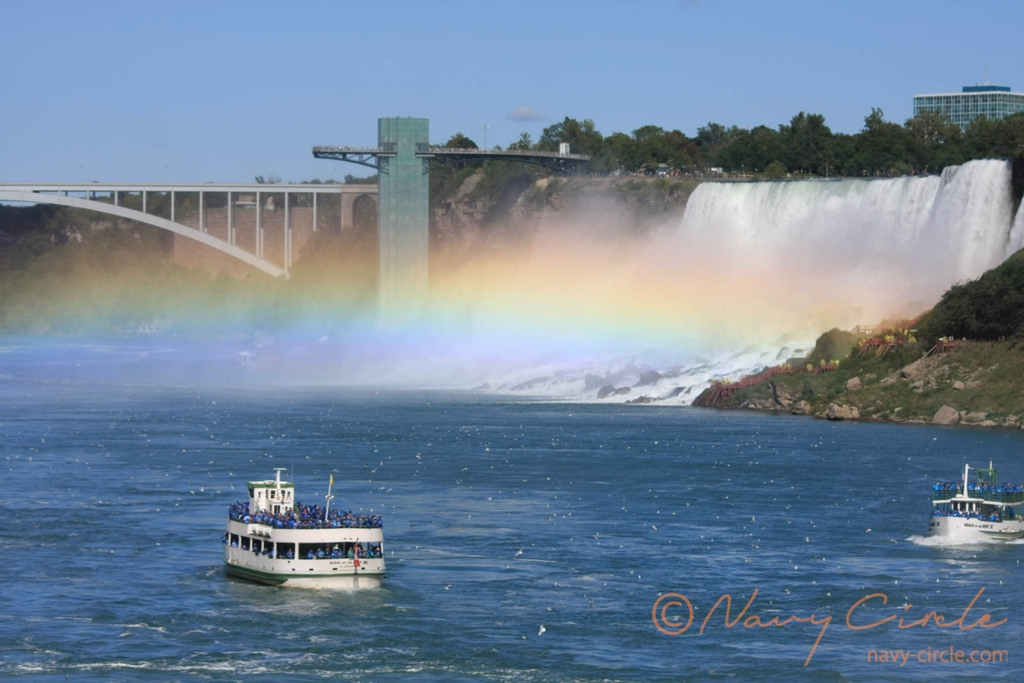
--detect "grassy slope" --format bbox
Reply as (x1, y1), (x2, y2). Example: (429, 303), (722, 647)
(723, 341), (1024, 425)
(706, 244), (1024, 427)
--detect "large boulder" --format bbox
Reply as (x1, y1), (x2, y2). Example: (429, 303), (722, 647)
(826, 403), (860, 421)
(846, 376), (862, 391)
(900, 359), (927, 381)
(932, 405), (960, 426)
(634, 370), (663, 387)
(743, 398), (777, 411)
(512, 376), (549, 391)
(597, 385), (630, 399)
(770, 381), (795, 407)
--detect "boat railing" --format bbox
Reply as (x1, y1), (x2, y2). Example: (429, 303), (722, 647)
(932, 483), (1024, 504)
(228, 501), (384, 529)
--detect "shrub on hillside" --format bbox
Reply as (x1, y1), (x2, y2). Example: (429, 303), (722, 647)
(807, 327), (857, 363)
(919, 248), (1024, 342)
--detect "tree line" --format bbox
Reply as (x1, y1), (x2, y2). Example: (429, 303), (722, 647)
(455, 109), (1024, 179)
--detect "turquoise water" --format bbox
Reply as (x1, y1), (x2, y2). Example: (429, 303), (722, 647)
(1, 340), (1022, 681)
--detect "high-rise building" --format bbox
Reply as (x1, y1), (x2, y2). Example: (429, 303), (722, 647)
(913, 84), (1024, 130)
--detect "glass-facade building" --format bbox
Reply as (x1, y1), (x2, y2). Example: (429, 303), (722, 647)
(913, 84), (1024, 130)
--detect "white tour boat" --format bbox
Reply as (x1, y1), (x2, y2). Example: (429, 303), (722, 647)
(223, 468), (385, 587)
(929, 461), (1024, 542)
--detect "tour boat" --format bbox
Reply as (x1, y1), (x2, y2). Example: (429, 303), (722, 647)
(223, 468), (385, 587)
(929, 462), (1024, 542)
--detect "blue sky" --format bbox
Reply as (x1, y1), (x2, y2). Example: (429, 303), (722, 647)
(2, 0), (1021, 183)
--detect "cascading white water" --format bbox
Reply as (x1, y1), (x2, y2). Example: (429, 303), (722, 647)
(478, 159), (1024, 404)
(678, 159), (1018, 323)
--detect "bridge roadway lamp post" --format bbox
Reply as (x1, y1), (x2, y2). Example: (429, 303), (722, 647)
(313, 117), (589, 319)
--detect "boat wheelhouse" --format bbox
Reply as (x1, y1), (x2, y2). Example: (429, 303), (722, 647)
(223, 468), (385, 587)
(929, 461), (1024, 542)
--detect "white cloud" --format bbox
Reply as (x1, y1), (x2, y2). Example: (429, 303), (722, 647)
(508, 105), (544, 121)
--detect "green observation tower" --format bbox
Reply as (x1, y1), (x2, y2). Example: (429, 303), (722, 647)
(377, 117), (430, 316)
(314, 117), (588, 319)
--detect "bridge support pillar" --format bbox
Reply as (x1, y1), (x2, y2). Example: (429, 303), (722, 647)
(377, 117), (429, 317)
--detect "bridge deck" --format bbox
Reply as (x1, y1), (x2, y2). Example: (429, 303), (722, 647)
(0, 182), (373, 194)
(0, 183), (378, 278)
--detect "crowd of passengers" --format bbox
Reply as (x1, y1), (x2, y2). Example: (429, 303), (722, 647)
(301, 544), (385, 560)
(228, 501), (383, 529)
(933, 481), (1024, 494)
(931, 507), (1015, 521)
(223, 535), (384, 560)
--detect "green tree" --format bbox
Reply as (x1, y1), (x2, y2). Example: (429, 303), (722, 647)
(631, 124), (669, 171)
(963, 112), (1024, 161)
(538, 117), (603, 156)
(905, 109), (963, 173)
(782, 112), (832, 175)
(507, 132), (534, 151)
(695, 122), (729, 167)
(859, 108), (913, 175)
(765, 160), (787, 179)
(445, 132), (478, 149)
(343, 173), (377, 184)
(663, 129), (697, 171)
(598, 131), (639, 172)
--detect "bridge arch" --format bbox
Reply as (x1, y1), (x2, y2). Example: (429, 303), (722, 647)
(0, 189), (287, 277)
(352, 193), (377, 234)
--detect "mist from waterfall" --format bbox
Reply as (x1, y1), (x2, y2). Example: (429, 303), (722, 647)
(196, 158), (1024, 402)
(458, 158), (1024, 402)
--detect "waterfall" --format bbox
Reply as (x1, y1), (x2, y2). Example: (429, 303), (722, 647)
(677, 159), (1018, 325)
(367, 159), (1024, 403)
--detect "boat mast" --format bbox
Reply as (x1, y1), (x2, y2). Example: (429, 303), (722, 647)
(274, 467), (287, 508)
(962, 463), (971, 495)
(325, 472), (334, 519)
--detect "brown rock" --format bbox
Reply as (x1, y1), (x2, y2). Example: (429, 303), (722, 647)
(846, 376), (862, 391)
(932, 405), (960, 425)
(900, 359), (927, 381)
(743, 398), (777, 411)
(770, 381), (795, 407)
(826, 403), (860, 421)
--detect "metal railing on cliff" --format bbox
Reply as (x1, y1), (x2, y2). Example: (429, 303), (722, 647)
(692, 360), (839, 407)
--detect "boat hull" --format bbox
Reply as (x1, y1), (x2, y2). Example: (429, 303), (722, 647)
(929, 515), (1024, 542)
(225, 561), (383, 589)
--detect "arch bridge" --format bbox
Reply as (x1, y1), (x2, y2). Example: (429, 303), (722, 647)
(0, 182), (377, 277)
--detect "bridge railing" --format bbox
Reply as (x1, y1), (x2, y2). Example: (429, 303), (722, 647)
(422, 146), (590, 160)
(312, 145), (394, 156)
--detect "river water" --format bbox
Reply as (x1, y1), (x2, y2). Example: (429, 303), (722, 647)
(1, 340), (1021, 681)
